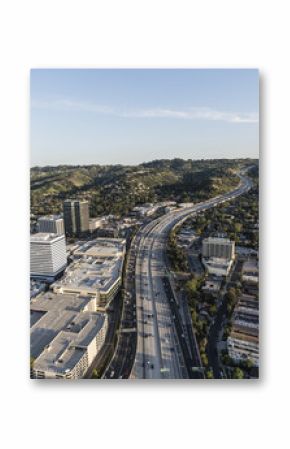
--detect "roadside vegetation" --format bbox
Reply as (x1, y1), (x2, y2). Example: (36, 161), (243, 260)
(167, 227), (189, 272)
(166, 163), (259, 376)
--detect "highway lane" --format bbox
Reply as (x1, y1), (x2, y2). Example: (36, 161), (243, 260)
(133, 223), (186, 379)
(131, 171), (253, 379)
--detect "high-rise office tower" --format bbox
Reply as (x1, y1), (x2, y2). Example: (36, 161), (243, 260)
(30, 233), (67, 279)
(63, 200), (89, 236)
(38, 215), (64, 235)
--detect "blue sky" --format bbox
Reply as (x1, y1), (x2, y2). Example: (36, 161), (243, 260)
(30, 69), (259, 166)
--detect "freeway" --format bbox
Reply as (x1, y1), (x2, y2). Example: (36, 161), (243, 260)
(131, 171), (253, 379)
(102, 234), (138, 379)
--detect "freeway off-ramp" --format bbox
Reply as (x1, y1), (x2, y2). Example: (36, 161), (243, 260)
(130, 172), (253, 379)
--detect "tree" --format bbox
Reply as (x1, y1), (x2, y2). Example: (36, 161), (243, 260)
(226, 287), (237, 304)
(92, 368), (101, 379)
(209, 304), (218, 316)
(200, 352), (208, 366)
(185, 276), (198, 295)
(222, 353), (231, 365)
(191, 308), (197, 324)
(243, 359), (254, 370)
(234, 223), (243, 233)
(232, 367), (244, 379)
(206, 369), (214, 379)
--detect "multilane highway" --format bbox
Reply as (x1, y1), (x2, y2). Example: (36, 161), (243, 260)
(131, 172), (253, 379)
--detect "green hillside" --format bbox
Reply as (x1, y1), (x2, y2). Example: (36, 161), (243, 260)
(30, 158), (257, 218)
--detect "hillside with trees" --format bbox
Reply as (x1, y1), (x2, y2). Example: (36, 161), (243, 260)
(30, 158), (257, 218)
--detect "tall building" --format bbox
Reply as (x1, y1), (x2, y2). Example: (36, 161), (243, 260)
(30, 233), (67, 280)
(63, 200), (89, 236)
(202, 237), (235, 261)
(38, 215), (64, 235)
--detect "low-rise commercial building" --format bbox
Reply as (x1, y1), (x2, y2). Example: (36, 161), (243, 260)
(30, 291), (107, 379)
(89, 217), (104, 234)
(227, 294), (259, 366)
(202, 257), (233, 277)
(242, 259), (259, 284)
(52, 238), (126, 310)
(202, 279), (222, 296)
(131, 203), (159, 217)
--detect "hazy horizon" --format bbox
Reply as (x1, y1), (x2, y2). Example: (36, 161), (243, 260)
(31, 155), (258, 169)
(31, 69), (259, 166)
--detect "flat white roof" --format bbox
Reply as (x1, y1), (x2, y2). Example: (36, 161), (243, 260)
(74, 238), (125, 258)
(33, 312), (106, 374)
(30, 292), (95, 358)
(53, 239), (125, 296)
(203, 237), (233, 244)
(38, 215), (63, 221)
(30, 232), (65, 243)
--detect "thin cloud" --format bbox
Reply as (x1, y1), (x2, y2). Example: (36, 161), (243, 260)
(31, 98), (258, 124)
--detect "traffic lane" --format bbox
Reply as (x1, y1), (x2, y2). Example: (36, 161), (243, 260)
(151, 264), (184, 378)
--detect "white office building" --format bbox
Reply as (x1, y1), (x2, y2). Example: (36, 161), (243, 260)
(38, 215), (65, 235)
(30, 233), (67, 280)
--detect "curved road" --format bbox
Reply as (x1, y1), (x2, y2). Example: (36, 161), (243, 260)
(131, 171), (253, 379)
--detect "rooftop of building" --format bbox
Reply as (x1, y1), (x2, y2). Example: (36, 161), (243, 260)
(238, 294), (259, 310)
(30, 292), (96, 358)
(74, 238), (126, 258)
(202, 279), (222, 292)
(30, 291), (93, 313)
(203, 257), (232, 268)
(33, 312), (106, 375)
(229, 293), (259, 340)
(242, 259), (259, 274)
(30, 279), (47, 299)
(64, 199), (88, 205)
(30, 232), (65, 243)
(53, 255), (123, 295)
(53, 239), (125, 296)
(203, 236), (234, 244)
(89, 217), (104, 223)
(38, 215), (63, 222)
